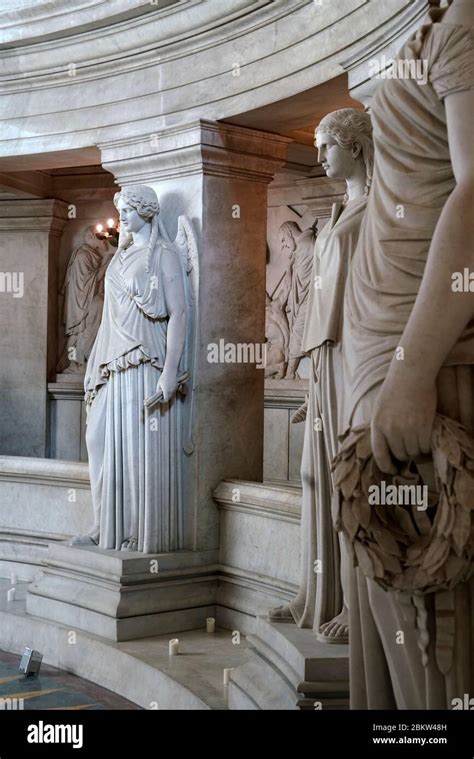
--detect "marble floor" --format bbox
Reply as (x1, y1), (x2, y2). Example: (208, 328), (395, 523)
(117, 629), (246, 710)
(0, 650), (140, 710)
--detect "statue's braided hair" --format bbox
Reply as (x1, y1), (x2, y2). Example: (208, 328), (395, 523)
(114, 185), (161, 272)
(316, 108), (374, 197)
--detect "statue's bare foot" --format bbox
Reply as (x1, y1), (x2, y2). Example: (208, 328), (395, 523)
(317, 608), (349, 644)
(268, 604), (295, 622)
(69, 531), (99, 547)
(120, 538), (138, 552)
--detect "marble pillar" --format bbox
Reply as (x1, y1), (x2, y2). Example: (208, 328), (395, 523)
(0, 200), (68, 457)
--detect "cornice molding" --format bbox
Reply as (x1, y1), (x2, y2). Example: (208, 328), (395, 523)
(296, 176), (346, 216)
(213, 478), (302, 523)
(0, 198), (69, 234)
(100, 120), (292, 186)
(341, 0), (429, 106)
(48, 382), (85, 401)
(0, 0), (277, 85)
(264, 379), (308, 409)
(0, 1), (428, 165)
(0, 0), (181, 49)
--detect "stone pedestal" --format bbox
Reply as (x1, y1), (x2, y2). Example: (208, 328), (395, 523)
(264, 378), (307, 483)
(26, 543), (219, 642)
(228, 616), (349, 710)
(214, 478), (302, 633)
(48, 379), (87, 461)
(0, 200), (68, 457)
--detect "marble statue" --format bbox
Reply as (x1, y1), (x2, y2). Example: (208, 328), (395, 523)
(269, 108), (374, 645)
(72, 185), (198, 553)
(265, 221), (315, 379)
(339, 0), (474, 708)
(265, 293), (289, 379)
(57, 227), (112, 375)
(277, 222), (316, 379)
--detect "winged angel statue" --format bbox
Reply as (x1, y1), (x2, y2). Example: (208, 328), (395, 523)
(72, 185), (199, 553)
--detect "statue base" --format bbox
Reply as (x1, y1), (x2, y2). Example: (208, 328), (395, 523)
(55, 371), (86, 384)
(26, 543), (218, 642)
(228, 616), (349, 710)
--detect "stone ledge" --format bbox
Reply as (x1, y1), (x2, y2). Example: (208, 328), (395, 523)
(0, 469), (300, 628)
(42, 542), (219, 580)
(219, 565), (297, 598)
(0, 454), (90, 488)
(48, 381), (85, 400)
(0, 198), (69, 235)
(214, 478), (302, 521)
(264, 378), (308, 409)
(100, 120), (291, 185)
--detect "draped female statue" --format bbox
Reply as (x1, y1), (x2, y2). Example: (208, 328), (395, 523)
(269, 109), (374, 643)
(341, 0), (474, 707)
(72, 185), (198, 553)
(278, 221), (316, 379)
(57, 227), (111, 375)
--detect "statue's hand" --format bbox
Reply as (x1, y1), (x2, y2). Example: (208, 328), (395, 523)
(156, 370), (179, 403)
(371, 370), (437, 474)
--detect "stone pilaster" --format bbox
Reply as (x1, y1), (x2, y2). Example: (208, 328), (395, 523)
(0, 199), (68, 456)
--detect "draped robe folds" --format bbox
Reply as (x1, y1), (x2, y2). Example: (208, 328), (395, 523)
(84, 239), (186, 554)
(286, 228), (316, 360)
(61, 244), (108, 366)
(288, 197), (367, 630)
(341, 11), (474, 708)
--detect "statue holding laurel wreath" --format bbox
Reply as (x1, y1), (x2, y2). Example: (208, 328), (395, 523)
(71, 185), (198, 553)
(335, 0), (474, 709)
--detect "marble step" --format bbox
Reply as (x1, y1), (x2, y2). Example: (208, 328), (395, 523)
(229, 657), (298, 710)
(0, 580), (247, 710)
(254, 616), (349, 684)
(228, 616), (349, 709)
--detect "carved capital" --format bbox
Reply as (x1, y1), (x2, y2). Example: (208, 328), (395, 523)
(99, 120), (291, 186)
(0, 199), (69, 237)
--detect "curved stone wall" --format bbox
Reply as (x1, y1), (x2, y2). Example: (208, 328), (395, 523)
(0, 0), (429, 163)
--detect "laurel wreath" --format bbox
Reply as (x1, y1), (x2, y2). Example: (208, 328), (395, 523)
(332, 415), (474, 594)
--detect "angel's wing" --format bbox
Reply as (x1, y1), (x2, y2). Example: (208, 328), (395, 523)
(158, 216), (172, 244)
(173, 215), (199, 455)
